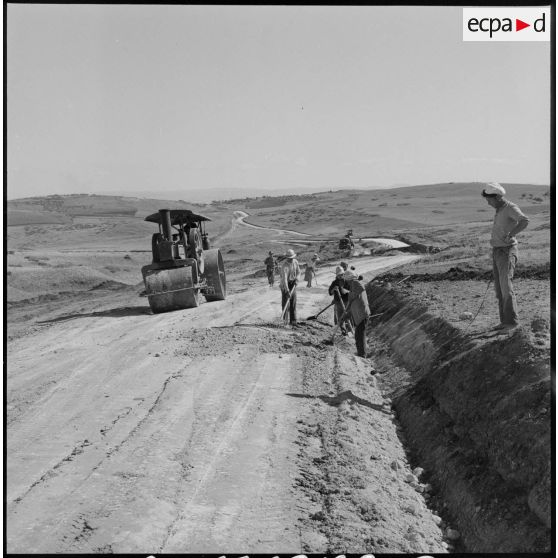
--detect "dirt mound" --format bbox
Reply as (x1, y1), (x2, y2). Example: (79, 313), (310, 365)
(375, 262), (550, 283)
(395, 235), (441, 254)
(366, 283), (551, 552)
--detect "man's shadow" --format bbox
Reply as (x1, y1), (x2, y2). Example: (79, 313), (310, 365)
(286, 389), (391, 415)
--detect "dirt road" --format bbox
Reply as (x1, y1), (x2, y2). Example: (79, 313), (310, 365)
(7, 254), (448, 554)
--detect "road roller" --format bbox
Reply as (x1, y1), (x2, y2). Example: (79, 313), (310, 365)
(141, 208), (226, 313)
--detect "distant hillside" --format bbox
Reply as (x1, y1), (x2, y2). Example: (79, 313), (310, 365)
(96, 186), (328, 203)
(215, 182), (550, 237)
(8, 183), (549, 236)
(6, 194), (213, 226)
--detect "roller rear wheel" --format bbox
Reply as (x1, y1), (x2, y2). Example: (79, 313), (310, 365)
(203, 249), (226, 302)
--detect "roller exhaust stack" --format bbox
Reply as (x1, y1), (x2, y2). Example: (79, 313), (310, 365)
(160, 209), (173, 241)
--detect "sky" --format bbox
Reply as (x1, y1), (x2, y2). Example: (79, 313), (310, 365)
(6, 5), (551, 199)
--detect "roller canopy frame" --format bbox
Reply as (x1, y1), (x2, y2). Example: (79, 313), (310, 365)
(145, 209), (212, 226)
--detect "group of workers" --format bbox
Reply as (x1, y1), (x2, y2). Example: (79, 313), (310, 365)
(265, 251), (320, 288)
(261, 181), (530, 358)
(264, 249), (371, 358)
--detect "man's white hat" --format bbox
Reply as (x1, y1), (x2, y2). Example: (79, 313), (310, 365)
(334, 266), (344, 276)
(482, 182), (506, 197)
(285, 249), (296, 259)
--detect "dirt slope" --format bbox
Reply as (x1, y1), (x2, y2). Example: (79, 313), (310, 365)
(7, 255), (451, 554)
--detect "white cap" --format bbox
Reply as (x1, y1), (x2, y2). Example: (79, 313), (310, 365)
(285, 249), (296, 259)
(482, 182), (506, 197)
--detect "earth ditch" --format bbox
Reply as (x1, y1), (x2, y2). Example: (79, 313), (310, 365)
(365, 279), (551, 552)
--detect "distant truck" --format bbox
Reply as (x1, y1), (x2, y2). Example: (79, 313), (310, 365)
(338, 229), (355, 250)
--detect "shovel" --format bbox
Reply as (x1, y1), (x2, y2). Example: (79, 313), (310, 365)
(323, 309), (385, 346)
(307, 301), (335, 321)
(312, 269), (319, 287)
(334, 287), (353, 334)
(324, 300), (354, 344)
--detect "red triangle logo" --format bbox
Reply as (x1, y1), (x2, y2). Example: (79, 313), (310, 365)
(516, 19), (530, 31)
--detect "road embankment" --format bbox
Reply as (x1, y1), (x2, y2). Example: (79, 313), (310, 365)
(366, 283), (551, 552)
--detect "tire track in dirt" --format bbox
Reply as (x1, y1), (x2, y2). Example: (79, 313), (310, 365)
(159, 351), (300, 552)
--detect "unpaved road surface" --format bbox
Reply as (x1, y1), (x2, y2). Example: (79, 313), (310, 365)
(7, 254), (449, 554)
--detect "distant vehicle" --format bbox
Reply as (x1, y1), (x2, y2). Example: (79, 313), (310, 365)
(338, 229), (355, 250)
(141, 209), (226, 313)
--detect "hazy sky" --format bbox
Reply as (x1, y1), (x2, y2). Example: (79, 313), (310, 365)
(7, 5), (551, 199)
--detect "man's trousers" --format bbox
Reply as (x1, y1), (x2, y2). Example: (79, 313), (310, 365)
(492, 245), (519, 325)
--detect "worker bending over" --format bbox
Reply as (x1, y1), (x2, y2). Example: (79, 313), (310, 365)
(328, 266), (352, 335)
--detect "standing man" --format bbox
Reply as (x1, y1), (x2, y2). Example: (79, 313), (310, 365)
(343, 269), (371, 357)
(304, 253), (321, 287)
(482, 182), (529, 329)
(280, 249), (301, 326)
(264, 251), (276, 287)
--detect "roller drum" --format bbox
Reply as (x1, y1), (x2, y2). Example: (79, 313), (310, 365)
(142, 264), (199, 313)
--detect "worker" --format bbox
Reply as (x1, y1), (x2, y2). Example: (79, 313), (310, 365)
(482, 182), (529, 329)
(304, 253), (321, 287)
(264, 251), (276, 287)
(279, 249), (301, 326)
(328, 266), (352, 335)
(343, 269), (370, 357)
(345, 230), (355, 249)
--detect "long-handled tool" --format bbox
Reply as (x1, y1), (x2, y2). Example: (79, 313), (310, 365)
(334, 287), (353, 334)
(324, 300), (354, 344)
(307, 301), (335, 321)
(324, 308), (384, 346)
(312, 269), (319, 287)
(281, 283), (297, 323)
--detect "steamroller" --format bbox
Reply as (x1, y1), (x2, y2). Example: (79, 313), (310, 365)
(141, 208), (226, 313)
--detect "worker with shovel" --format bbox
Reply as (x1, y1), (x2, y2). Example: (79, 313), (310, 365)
(280, 249), (301, 326)
(343, 269), (371, 357)
(328, 266), (352, 335)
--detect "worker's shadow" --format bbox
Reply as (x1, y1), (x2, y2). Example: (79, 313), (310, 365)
(37, 306), (152, 324)
(286, 389), (391, 415)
